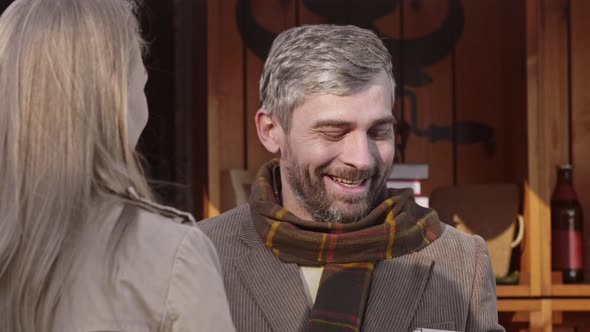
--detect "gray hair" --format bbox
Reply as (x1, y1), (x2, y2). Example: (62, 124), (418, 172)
(259, 24), (395, 132)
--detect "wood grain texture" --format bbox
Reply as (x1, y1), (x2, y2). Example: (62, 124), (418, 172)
(207, 0), (245, 215)
(454, 0), (526, 186)
(525, 0), (570, 296)
(523, 0), (540, 296)
(497, 299), (542, 312)
(454, 0), (502, 185)
(539, 0), (571, 296)
(528, 299), (553, 332)
(245, 0), (296, 171)
(401, 0), (453, 197)
(569, 0), (590, 284)
(500, 0), (528, 190)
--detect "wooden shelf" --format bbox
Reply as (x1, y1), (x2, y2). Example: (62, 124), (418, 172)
(498, 299), (541, 312)
(496, 284), (590, 300)
(552, 299), (590, 311)
(497, 285), (531, 298)
(498, 298), (590, 330)
(551, 284), (590, 297)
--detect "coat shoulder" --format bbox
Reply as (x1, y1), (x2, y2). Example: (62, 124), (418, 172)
(198, 205), (249, 234)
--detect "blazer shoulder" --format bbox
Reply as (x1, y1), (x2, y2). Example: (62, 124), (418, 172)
(420, 222), (481, 271)
(196, 204), (250, 248)
(431, 222), (479, 252)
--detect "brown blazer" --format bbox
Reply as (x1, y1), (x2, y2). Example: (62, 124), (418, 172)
(198, 205), (505, 332)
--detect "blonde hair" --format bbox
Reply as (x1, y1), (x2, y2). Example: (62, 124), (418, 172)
(0, 0), (152, 330)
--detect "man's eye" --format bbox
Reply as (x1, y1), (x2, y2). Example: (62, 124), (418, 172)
(321, 131), (345, 141)
(369, 128), (392, 140)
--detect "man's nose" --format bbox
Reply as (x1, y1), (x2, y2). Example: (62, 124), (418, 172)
(340, 133), (373, 170)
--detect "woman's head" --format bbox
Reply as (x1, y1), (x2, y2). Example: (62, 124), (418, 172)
(0, 0), (152, 330)
(0, 0), (151, 196)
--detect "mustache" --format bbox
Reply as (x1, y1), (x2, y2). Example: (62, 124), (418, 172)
(316, 166), (379, 180)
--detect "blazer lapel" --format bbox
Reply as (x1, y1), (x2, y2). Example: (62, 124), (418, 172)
(363, 251), (435, 332)
(236, 217), (311, 332)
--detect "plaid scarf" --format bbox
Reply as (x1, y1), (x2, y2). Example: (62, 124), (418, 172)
(249, 160), (442, 331)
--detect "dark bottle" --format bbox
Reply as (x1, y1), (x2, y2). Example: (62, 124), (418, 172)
(551, 164), (584, 284)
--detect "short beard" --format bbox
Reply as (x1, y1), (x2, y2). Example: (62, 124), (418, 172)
(283, 156), (387, 224)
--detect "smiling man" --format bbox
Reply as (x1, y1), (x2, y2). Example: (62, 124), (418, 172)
(271, 69), (395, 224)
(198, 25), (504, 332)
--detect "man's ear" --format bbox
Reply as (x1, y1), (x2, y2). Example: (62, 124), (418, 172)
(255, 109), (284, 154)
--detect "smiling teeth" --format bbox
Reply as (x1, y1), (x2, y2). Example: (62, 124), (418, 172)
(331, 176), (363, 187)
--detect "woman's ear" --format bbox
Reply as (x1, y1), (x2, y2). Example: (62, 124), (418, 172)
(255, 109), (283, 154)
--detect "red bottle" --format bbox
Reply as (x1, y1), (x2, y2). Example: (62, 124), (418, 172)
(551, 164), (584, 283)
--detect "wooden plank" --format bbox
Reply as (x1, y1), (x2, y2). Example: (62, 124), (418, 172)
(524, 181), (543, 296)
(401, 0), (453, 197)
(371, 0), (401, 169)
(453, 0), (503, 185)
(496, 285), (531, 298)
(552, 299), (590, 311)
(500, 0), (528, 190)
(570, 0), (590, 284)
(454, 0), (522, 185)
(525, 0), (570, 296)
(451, 0), (527, 290)
(207, 0), (245, 215)
(528, 300), (553, 332)
(552, 284), (590, 297)
(245, 0), (296, 172)
(497, 299), (542, 312)
(537, 0), (571, 295)
(524, 0), (542, 298)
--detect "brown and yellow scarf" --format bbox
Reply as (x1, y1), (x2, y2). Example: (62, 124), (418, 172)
(249, 160), (442, 331)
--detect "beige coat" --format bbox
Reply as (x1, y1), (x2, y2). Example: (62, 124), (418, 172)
(53, 200), (236, 332)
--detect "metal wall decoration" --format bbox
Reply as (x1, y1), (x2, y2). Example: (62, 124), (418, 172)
(236, 0), (495, 160)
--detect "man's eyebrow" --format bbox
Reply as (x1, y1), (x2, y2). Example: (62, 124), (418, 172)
(372, 116), (396, 127)
(311, 116), (397, 129)
(311, 120), (351, 129)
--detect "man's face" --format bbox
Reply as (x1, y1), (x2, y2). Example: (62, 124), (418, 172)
(278, 71), (395, 223)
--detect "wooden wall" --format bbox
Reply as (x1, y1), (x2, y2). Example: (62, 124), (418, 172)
(571, 0), (590, 283)
(203, 1), (590, 325)
(207, 0), (529, 215)
(206, 0), (589, 226)
(521, 0), (590, 289)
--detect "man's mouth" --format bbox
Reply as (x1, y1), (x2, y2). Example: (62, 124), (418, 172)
(327, 175), (366, 187)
